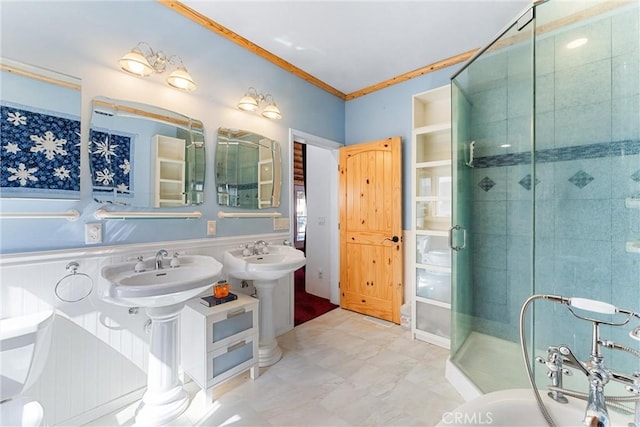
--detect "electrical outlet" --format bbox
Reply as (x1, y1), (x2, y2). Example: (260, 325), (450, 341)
(85, 223), (102, 244)
(207, 220), (216, 236)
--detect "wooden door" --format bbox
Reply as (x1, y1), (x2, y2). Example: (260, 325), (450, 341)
(339, 137), (403, 323)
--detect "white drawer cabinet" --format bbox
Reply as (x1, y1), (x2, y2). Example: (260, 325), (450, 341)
(181, 293), (259, 400)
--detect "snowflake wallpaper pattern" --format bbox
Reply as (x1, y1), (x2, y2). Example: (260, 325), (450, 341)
(89, 128), (133, 196)
(0, 102), (81, 195)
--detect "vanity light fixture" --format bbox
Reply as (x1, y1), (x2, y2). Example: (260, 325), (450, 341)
(237, 87), (282, 120)
(119, 42), (196, 92)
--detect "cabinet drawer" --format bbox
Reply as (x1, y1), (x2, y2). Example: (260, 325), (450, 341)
(206, 306), (257, 350)
(206, 336), (257, 387)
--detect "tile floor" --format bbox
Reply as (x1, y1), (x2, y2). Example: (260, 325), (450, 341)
(88, 308), (464, 426)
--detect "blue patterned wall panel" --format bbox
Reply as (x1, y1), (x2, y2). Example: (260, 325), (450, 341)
(89, 128), (133, 199)
(1, 102), (80, 196)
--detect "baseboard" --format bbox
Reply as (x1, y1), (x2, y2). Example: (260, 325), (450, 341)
(54, 387), (145, 426)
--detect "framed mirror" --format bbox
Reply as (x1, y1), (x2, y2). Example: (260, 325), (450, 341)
(216, 128), (281, 209)
(89, 96), (205, 208)
(0, 58), (81, 199)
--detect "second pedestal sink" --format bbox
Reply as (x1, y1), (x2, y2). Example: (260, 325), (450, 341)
(101, 252), (223, 426)
(223, 244), (305, 366)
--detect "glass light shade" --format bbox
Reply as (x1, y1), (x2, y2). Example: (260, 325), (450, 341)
(119, 50), (153, 77)
(261, 102), (282, 120)
(238, 95), (259, 111)
(167, 67), (196, 92)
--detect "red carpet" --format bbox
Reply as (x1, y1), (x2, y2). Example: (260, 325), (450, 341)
(294, 267), (338, 326)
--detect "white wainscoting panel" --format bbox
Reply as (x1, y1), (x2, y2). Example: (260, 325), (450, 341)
(0, 233), (289, 425)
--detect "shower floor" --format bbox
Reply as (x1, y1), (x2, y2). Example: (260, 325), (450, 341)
(451, 331), (530, 394)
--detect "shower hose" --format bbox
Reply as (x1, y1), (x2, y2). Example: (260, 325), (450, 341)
(519, 294), (640, 427)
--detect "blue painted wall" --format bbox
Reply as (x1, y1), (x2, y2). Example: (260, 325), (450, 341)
(345, 67), (459, 229)
(0, 1), (344, 254)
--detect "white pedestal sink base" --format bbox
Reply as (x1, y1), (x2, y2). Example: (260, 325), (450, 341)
(135, 387), (189, 426)
(254, 279), (282, 367)
(258, 337), (283, 367)
(134, 304), (190, 426)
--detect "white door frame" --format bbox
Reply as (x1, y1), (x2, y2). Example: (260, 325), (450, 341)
(288, 129), (342, 309)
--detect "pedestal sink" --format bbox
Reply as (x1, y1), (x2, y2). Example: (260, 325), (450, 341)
(102, 253), (222, 426)
(223, 244), (305, 367)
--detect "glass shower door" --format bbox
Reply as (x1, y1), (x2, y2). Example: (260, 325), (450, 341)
(450, 8), (535, 393)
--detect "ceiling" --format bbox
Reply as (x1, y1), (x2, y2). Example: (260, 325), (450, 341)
(180, 0), (531, 97)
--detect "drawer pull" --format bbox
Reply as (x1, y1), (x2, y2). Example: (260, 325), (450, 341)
(227, 308), (246, 319)
(227, 340), (246, 352)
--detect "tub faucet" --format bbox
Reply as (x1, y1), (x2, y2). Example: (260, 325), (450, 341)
(536, 346), (569, 403)
(155, 249), (168, 269)
(558, 336), (612, 427)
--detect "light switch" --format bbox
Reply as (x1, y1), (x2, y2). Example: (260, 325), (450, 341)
(207, 220), (216, 236)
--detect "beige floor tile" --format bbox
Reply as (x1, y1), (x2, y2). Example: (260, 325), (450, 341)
(87, 308), (464, 427)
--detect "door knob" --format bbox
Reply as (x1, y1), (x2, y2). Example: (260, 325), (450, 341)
(386, 236), (400, 243)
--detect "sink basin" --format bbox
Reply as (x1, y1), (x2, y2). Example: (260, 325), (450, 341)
(437, 388), (629, 426)
(102, 255), (223, 307)
(223, 244), (306, 281)
(223, 244), (306, 367)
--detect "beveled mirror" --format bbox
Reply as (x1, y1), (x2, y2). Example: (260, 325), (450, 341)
(0, 58), (81, 199)
(89, 96), (205, 208)
(216, 128), (281, 209)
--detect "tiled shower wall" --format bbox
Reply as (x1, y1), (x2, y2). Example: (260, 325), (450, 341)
(466, 1), (640, 365)
(0, 233), (289, 425)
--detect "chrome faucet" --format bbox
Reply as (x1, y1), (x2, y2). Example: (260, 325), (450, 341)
(522, 295), (640, 427)
(253, 240), (268, 255)
(155, 249), (168, 269)
(536, 346), (569, 403)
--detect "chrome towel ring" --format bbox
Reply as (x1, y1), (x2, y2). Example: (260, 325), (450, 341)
(54, 261), (94, 303)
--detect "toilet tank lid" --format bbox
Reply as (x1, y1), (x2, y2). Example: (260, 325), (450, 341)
(0, 311), (54, 341)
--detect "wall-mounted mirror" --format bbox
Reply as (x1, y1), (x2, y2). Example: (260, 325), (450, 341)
(216, 128), (281, 209)
(0, 58), (81, 199)
(89, 96), (205, 208)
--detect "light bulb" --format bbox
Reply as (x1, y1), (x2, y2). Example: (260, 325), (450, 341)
(167, 67), (196, 92)
(119, 50), (153, 77)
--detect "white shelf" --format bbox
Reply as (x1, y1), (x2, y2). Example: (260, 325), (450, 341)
(414, 123), (452, 136)
(413, 329), (451, 350)
(416, 263), (451, 273)
(416, 196), (451, 202)
(416, 159), (452, 169)
(411, 84), (452, 349)
(415, 296), (451, 309)
(152, 135), (186, 208)
(416, 229), (449, 237)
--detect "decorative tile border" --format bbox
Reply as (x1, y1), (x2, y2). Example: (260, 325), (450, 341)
(473, 139), (640, 168)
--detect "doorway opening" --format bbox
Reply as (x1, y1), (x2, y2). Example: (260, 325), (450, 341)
(292, 140), (338, 326)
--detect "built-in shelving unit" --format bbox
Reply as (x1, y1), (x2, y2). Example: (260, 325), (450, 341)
(152, 135), (186, 208)
(411, 84), (452, 349)
(257, 139), (274, 208)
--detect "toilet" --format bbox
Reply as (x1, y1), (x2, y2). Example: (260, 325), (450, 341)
(0, 310), (55, 427)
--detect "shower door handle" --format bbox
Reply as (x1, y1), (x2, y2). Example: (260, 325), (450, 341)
(449, 225), (467, 251)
